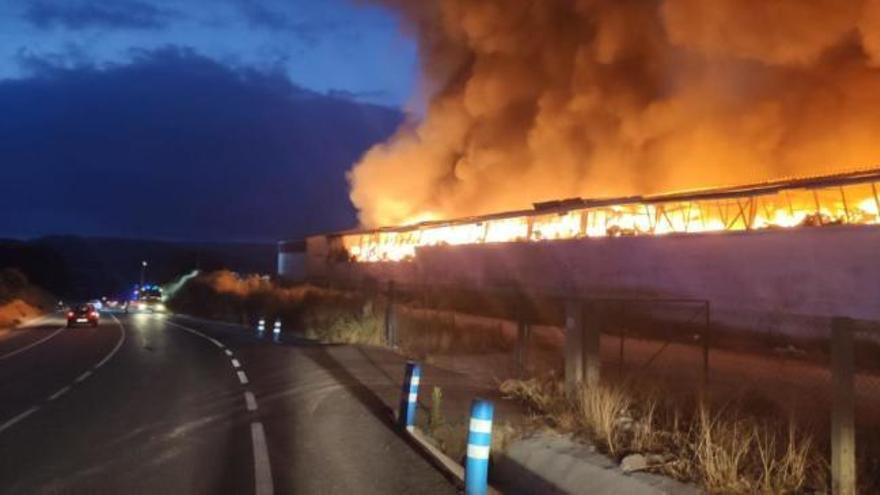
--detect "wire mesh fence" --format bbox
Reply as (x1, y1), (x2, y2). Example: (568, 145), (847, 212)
(330, 279), (878, 492)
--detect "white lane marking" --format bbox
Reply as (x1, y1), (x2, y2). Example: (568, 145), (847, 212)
(251, 422), (274, 495)
(165, 320), (225, 349)
(231, 359), (241, 368)
(95, 315), (127, 369)
(0, 314), (127, 437)
(244, 391), (258, 411)
(0, 407), (39, 434)
(0, 325), (67, 362)
(237, 371), (249, 385)
(224, 349), (233, 357)
(48, 386), (71, 401)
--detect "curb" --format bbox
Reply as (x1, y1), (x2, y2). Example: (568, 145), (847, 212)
(493, 433), (702, 495)
(407, 427), (502, 495)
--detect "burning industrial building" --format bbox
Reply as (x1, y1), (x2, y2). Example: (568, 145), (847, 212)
(292, 167), (880, 340)
(283, 1), (880, 339)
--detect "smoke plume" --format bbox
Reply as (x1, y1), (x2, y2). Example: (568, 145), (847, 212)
(350, 0), (880, 227)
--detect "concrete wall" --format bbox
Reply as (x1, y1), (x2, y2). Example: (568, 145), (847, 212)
(307, 225), (880, 338)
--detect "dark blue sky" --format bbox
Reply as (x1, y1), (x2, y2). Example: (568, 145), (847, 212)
(0, 0), (417, 106)
(0, 0), (415, 241)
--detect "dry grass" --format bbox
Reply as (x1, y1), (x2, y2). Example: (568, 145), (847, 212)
(691, 407), (755, 492)
(429, 421), (469, 463)
(500, 377), (826, 494)
(304, 306), (385, 346)
(429, 386), (444, 432)
(753, 422), (815, 493)
(396, 307), (516, 357)
(579, 384), (632, 455)
(422, 384), (519, 464)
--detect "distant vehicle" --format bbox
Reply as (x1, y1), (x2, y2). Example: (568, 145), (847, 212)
(126, 285), (167, 313)
(67, 304), (99, 328)
(88, 300), (104, 311)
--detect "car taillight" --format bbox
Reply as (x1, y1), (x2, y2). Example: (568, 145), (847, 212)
(89, 312), (98, 318)
(67, 311), (74, 318)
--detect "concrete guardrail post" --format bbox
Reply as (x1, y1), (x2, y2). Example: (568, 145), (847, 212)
(465, 399), (494, 495)
(583, 301), (601, 390)
(385, 281), (397, 348)
(564, 300), (584, 395)
(831, 317), (856, 495)
(398, 361), (421, 431)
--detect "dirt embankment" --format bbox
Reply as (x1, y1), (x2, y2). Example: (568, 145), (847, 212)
(0, 268), (54, 329)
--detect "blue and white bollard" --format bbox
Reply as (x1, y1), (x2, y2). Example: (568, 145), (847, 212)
(272, 319), (282, 343)
(397, 361), (421, 431)
(465, 399), (494, 495)
(257, 318), (266, 337)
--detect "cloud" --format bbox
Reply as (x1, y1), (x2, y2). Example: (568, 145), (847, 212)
(327, 88), (390, 103)
(0, 47), (403, 241)
(235, 0), (293, 31)
(23, 0), (175, 31)
(233, 0), (345, 46)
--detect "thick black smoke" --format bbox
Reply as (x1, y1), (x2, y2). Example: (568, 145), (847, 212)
(351, 0), (880, 227)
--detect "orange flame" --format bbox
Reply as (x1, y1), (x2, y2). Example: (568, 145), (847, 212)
(341, 176), (880, 263)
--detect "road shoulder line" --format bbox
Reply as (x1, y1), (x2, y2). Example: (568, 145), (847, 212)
(0, 406), (39, 434)
(0, 325), (67, 362)
(48, 386), (71, 401)
(0, 314), (127, 436)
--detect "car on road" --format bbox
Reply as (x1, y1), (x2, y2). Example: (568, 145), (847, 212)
(67, 304), (99, 328)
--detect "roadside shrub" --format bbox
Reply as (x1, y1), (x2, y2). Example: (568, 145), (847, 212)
(500, 377), (825, 494)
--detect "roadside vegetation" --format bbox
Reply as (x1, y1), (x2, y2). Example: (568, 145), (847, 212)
(0, 268), (53, 329)
(168, 271), (516, 356)
(170, 271), (849, 494)
(500, 376), (826, 494)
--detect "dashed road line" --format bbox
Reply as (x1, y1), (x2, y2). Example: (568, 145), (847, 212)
(0, 325), (67, 362)
(244, 391), (258, 411)
(0, 313), (127, 436)
(237, 371), (249, 385)
(165, 321), (225, 349)
(251, 422), (274, 495)
(48, 386), (71, 401)
(166, 318), (271, 492)
(0, 406), (39, 434)
(96, 315), (128, 368)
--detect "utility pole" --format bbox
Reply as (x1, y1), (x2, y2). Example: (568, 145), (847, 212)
(140, 260), (148, 287)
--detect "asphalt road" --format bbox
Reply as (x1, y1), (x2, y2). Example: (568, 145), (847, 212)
(0, 312), (457, 494)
